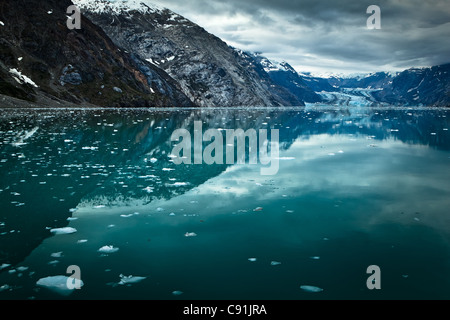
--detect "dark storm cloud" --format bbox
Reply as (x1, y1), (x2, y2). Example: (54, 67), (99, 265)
(150, 0), (450, 74)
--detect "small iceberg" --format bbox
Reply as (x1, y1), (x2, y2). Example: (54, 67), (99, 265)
(118, 274), (147, 286)
(184, 232), (197, 237)
(51, 252), (63, 258)
(50, 227), (77, 235)
(248, 258), (257, 262)
(36, 275), (84, 296)
(270, 261), (281, 266)
(0, 263), (11, 270)
(300, 285), (324, 293)
(98, 245), (119, 254)
(120, 214), (134, 218)
(16, 266), (29, 272)
(172, 290), (183, 296)
(253, 207), (263, 212)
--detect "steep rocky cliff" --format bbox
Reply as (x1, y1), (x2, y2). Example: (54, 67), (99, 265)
(0, 0), (193, 107)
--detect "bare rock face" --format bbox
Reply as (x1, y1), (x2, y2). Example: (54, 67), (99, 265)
(74, 0), (305, 107)
(0, 0), (194, 107)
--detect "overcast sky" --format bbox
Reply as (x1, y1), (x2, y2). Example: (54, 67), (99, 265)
(148, 0), (450, 75)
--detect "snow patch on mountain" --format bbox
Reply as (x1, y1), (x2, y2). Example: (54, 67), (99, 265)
(73, 0), (164, 15)
(255, 56), (294, 73)
(9, 68), (39, 88)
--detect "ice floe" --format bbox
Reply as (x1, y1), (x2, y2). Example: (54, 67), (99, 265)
(16, 266), (29, 272)
(172, 290), (183, 296)
(118, 274), (147, 285)
(50, 227), (77, 235)
(184, 232), (197, 237)
(120, 212), (139, 218)
(0, 263), (11, 270)
(51, 252), (63, 258)
(0, 284), (11, 292)
(98, 245), (119, 254)
(270, 261), (281, 266)
(248, 258), (257, 262)
(300, 285), (323, 293)
(36, 275), (84, 296)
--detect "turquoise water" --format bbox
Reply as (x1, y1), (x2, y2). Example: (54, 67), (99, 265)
(0, 106), (449, 300)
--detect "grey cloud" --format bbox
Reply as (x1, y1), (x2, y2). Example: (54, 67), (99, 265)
(151, 0), (450, 74)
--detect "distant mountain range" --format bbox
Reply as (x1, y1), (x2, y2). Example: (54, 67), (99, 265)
(0, 0), (448, 108)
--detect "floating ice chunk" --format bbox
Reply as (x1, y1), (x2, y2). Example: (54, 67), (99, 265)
(402, 275), (409, 278)
(270, 261), (281, 266)
(120, 214), (134, 218)
(107, 224), (115, 228)
(0, 284), (11, 292)
(143, 186), (154, 193)
(94, 205), (106, 209)
(98, 245), (119, 254)
(51, 252), (63, 258)
(162, 168), (174, 171)
(50, 227), (77, 235)
(67, 217), (78, 221)
(156, 207), (164, 212)
(286, 210), (294, 213)
(17, 266), (29, 272)
(414, 217), (420, 222)
(184, 232), (197, 237)
(327, 153), (335, 156)
(48, 260), (59, 265)
(172, 290), (183, 296)
(118, 274), (147, 285)
(0, 21), (4, 26)
(0, 263), (11, 270)
(248, 258), (257, 262)
(309, 256), (320, 260)
(77, 239), (88, 244)
(169, 212), (176, 216)
(150, 158), (157, 163)
(36, 276), (83, 296)
(253, 207), (263, 212)
(121, 212), (139, 218)
(170, 182), (189, 187)
(300, 285), (323, 293)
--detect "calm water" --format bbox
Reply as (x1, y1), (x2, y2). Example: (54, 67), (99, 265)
(0, 106), (449, 300)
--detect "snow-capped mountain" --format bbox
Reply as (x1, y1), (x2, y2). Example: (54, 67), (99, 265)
(312, 65), (450, 107)
(74, 0), (305, 107)
(249, 53), (322, 103)
(372, 64), (450, 106)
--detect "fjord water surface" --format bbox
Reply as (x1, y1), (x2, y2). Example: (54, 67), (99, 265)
(0, 106), (449, 299)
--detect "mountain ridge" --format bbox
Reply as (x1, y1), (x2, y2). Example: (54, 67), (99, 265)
(74, 0), (307, 107)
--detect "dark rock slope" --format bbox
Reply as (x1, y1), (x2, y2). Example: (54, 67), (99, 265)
(0, 0), (193, 107)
